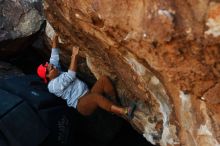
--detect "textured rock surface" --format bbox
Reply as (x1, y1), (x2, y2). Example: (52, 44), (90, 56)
(43, 0), (220, 146)
(0, 0), (44, 58)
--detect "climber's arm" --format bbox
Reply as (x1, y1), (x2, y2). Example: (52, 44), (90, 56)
(69, 46), (79, 72)
(52, 34), (59, 48)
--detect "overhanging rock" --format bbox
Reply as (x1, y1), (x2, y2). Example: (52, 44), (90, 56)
(43, 1), (220, 146)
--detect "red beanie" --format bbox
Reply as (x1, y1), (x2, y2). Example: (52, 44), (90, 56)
(37, 62), (48, 83)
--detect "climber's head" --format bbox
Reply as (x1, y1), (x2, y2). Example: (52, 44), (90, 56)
(37, 62), (59, 83)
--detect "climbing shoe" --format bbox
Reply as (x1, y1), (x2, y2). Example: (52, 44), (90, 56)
(125, 102), (136, 120)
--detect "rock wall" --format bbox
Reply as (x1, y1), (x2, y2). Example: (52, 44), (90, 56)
(0, 0), (44, 58)
(43, 0), (220, 146)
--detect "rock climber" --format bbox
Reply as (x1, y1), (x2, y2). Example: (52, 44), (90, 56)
(37, 34), (136, 119)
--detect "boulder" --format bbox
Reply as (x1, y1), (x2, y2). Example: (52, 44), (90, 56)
(43, 1), (220, 146)
(0, 0), (44, 58)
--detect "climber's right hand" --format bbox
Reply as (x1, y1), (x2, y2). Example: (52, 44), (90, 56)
(72, 46), (79, 56)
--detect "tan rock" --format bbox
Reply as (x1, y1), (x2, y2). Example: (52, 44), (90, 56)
(43, 0), (220, 146)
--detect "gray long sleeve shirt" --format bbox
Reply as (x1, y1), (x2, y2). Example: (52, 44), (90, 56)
(47, 48), (89, 108)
